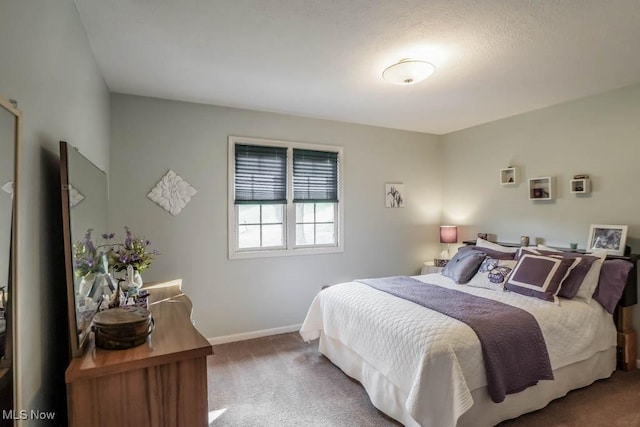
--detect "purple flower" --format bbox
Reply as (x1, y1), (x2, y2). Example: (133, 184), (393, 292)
(152, 249), (159, 255)
(119, 254), (128, 263)
(145, 240), (151, 246)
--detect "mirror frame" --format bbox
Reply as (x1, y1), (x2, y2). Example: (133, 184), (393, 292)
(0, 95), (21, 417)
(60, 141), (86, 357)
(60, 141), (110, 357)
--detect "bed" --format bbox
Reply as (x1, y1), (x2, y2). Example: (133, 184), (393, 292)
(299, 243), (637, 427)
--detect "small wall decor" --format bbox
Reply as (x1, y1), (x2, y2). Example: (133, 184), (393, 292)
(587, 224), (628, 256)
(68, 184), (85, 208)
(385, 183), (405, 208)
(528, 176), (554, 200)
(500, 167), (517, 185)
(570, 174), (590, 194)
(147, 169), (197, 216)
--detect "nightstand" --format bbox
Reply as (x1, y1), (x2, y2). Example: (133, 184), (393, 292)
(421, 261), (444, 275)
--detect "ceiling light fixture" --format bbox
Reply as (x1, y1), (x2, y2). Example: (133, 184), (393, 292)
(382, 59), (435, 85)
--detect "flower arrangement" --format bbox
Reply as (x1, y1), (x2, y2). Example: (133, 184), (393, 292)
(108, 226), (158, 273)
(72, 229), (113, 277)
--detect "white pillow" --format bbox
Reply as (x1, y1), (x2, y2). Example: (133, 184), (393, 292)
(467, 258), (517, 291)
(476, 237), (519, 253)
(574, 250), (607, 303)
(537, 244), (561, 252)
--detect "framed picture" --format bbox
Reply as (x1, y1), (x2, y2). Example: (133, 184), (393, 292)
(385, 183), (405, 208)
(587, 224), (628, 256)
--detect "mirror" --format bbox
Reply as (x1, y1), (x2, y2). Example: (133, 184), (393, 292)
(0, 96), (20, 420)
(60, 141), (109, 357)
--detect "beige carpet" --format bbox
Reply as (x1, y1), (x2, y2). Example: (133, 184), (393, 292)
(208, 332), (640, 426)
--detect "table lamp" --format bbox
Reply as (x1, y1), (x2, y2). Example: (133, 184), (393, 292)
(439, 225), (458, 259)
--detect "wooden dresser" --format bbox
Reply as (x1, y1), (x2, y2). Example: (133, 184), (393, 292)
(65, 279), (213, 427)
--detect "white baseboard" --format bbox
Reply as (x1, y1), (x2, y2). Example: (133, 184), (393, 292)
(208, 323), (302, 345)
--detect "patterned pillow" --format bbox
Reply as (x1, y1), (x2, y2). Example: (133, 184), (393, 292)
(505, 254), (575, 302)
(466, 258), (517, 291)
(518, 248), (594, 299)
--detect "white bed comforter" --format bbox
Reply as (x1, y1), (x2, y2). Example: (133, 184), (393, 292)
(299, 273), (616, 427)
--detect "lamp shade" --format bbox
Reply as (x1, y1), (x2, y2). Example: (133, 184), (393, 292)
(440, 225), (458, 244)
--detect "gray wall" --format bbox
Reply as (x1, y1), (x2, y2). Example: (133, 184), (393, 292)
(109, 93), (442, 339)
(441, 83), (640, 353)
(0, 0), (109, 421)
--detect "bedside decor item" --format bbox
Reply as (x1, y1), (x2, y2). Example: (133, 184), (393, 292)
(385, 183), (405, 208)
(147, 169), (197, 215)
(439, 225), (458, 258)
(520, 236), (530, 247)
(433, 258), (449, 268)
(91, 305), (154, 350)
(587, 224), (628, 256)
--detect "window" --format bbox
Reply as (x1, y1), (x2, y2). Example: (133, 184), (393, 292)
(229, 136), (343, 259)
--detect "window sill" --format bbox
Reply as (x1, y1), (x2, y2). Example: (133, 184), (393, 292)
(229, 245), (344, 260)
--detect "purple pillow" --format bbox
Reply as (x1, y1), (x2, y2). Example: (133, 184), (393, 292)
(593, 260), (633, 314)
(518, 248), (599, 299)
(505, 254), (575, 302)
(442, 249), (486, 284)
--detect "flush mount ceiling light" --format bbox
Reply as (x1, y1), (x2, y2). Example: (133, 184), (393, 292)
(382, 59), (436, 85)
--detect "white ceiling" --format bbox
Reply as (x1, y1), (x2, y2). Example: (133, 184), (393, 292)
(74, 0), (640, 135)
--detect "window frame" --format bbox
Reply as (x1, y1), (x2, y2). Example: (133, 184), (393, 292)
(228, 136), (344, 259)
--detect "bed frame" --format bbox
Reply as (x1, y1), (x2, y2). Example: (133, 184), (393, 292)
(462, 240), (638, 370)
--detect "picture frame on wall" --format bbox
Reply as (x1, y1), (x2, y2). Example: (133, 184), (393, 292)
(587, 224), (628, 256)
(385, 183), (405, 208)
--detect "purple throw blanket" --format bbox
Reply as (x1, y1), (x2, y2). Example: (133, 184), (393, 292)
(357, 276), (553, 403)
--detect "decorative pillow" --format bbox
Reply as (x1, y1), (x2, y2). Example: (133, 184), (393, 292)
(442, 249), (486, 284)
(574, 250), (607, 303)
(537, 244), (560, 252)
(593, 260), (633, 314)
(465, 245), (517, 260)
(518, 248), (596, 299)
(466, 258), (517, 291)
(476, 237), (519, 254)
(504, 254), (575, 302)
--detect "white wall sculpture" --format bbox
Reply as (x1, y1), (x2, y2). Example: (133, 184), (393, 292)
(147, 169), (197, 216)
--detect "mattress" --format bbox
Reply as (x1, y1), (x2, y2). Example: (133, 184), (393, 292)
(299, 273), (617, 427)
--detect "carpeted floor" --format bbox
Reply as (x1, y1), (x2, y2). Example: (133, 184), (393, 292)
(207, 332), (640, 426)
